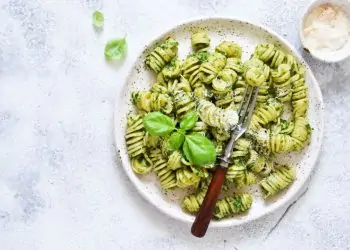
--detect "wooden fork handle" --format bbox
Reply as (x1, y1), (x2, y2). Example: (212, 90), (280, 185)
(191, 166), (227, 238)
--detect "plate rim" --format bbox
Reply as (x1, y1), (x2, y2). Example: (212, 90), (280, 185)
(114, 16), (325, 227)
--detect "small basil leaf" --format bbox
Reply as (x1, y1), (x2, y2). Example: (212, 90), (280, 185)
(167, 132), (185, 151)
(143, 112), (175, 136)
(92, 11), (104, 28)
(104, 38), (127, 61)
(183, 134), (216, 166)
(180, 111), (198, 131)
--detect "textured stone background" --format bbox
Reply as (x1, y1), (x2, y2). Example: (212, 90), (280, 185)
(0, 0), (349, 249)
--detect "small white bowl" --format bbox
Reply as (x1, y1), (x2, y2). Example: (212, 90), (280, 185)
(299, 0), (350, 63)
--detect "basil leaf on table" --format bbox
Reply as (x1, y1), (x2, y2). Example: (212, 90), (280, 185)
(92, 11), (104, 28)
(179, 111), (198, 131)
(183, 133), (216, 166)
(167, 131), (185, 151)
(104, 38), (127, 61)
(143, 112), (175, 136)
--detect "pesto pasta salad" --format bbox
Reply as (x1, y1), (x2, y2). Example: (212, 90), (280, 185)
(125, 32), (311, 220)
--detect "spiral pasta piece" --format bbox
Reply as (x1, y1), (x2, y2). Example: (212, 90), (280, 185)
(144, 133), (160, 148)
(182, 55), (200, 82)
(254, 43), (276, 63)
(210, 127), (230, 142)
(271, 64), (292, 102)
(284, 54), (298, 74)
(243, 58), (269, 87)
(125, 114), (146, 158)
(212, 59), (241, 107)
(211, 77), (234, 108)
(270, 49), (286, 68)
(291, 74), (308, 118)
(160, 136), (173, 157)
(193, 85), (212, 100)
(213, 90), (234, 109)
(271, 119), (295, 135)
(197, 99), (238, 131)
(233, 171), (257, 187)
(199, 52), (227, 84)
(182, 188), (207, 213)
(131, 91), (173, 114)
(212, 58), (238, 108)
(191, 31), (210, 51)
(232, 138), (252, 158)
(215, 41), (242, 59)
(245, 127), (271, 156)
(176, 167), (201, 188)
(167, 76), (192, 94)
(250, 98), (284, 130)
(149, 149), (177, 189)
(218, 67), (238, 85)
(151, 82), (168, 94)
(260, 165), (295, 198)
(189, 121), (208, 136)
(182, 52), (208, 89)
(246, 150), (263, 171)
(246, 150), (274, 177)
(254, 44), (303, 76)
(131, 154), (153, 175)
(168, 150), (183, 170)
(225, 58), (243, 75)
(244, 68), (265, 87)
(257, 80), (270, 103)
(270, 134), (295, 153)
(162, 58), (181, 80)
(284, 54), (305, 75)
(145, 38), (179, 73)
(226, 160), (246, 180)
(156, 72), (166, 86)
(291, 117), (311, 150)
(173, 91), (196, 120)
(214, 193), (253, 219)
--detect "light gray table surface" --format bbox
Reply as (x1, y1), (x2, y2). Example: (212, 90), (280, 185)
(1, 0), (349, 249)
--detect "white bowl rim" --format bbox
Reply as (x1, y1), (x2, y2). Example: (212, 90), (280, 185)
(299, 0), (350, 63)
(114, 16), (325, 227)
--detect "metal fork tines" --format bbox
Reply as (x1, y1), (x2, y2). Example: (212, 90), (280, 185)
(220, 85), (259, 165)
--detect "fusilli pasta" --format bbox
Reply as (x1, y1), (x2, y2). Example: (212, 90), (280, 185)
(145, 38), (179, 73)
(260, 165), (295, 198)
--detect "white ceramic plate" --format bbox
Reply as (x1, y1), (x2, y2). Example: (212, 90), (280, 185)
(114, 17), (324, 227)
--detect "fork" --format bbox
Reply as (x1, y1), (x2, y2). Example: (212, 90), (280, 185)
(191, 85), (260, 238)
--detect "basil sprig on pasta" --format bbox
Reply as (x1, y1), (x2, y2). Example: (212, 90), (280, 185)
(143, 111), (216, 166)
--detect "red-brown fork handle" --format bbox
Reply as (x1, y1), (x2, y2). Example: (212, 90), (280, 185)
(191, 166), (227, 237)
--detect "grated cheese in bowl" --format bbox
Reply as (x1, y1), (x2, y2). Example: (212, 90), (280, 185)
(300, 2), (350, 62)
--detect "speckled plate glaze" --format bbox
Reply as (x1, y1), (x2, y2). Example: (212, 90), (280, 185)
(114, 17), (324, 227)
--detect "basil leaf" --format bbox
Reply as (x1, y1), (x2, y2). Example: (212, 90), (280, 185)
(183, 134), (216, 166)
(92, 11), (104, 28)
(167, 131), (185, 151)
(104, 38), (127, 61)
(180, 111), (198, 131)
(143, 112), (175, 136)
